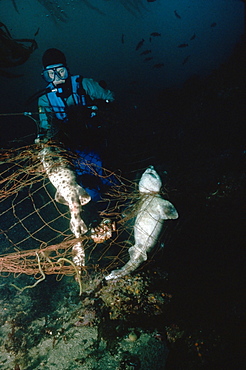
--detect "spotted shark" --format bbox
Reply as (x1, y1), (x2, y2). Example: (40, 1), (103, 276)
(105, 166), (178, 280)
(38, 146), (91, 266)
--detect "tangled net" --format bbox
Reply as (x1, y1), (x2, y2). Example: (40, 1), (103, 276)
(0, 144), (144, 293)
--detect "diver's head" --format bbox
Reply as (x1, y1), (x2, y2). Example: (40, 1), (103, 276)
(42, 48), (69, 85)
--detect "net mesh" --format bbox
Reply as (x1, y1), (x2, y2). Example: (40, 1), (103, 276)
(0, 144), (142, 289)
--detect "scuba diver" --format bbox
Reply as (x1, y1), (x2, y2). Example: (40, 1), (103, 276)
(35, 48), (114, 146)
(35, 48), (118, 234)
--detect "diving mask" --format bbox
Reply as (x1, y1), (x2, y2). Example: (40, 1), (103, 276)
(42, 64), (69, 83)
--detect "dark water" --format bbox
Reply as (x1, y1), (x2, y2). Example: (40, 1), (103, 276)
(0, 1), (245, 369)
(100, 38), (245, 368)
(0, 0), (244, 111)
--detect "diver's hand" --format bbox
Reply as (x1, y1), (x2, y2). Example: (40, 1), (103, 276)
(34, 134), (49, 145)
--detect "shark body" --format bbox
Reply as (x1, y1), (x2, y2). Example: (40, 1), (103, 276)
(106, 166), (178, 280)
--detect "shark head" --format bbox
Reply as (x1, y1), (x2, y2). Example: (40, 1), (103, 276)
(138, 166), (162, 194)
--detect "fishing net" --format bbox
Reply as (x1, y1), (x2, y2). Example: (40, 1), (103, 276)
(0, 143), (141, 292)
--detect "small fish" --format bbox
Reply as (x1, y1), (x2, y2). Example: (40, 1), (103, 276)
(174, 10), (181, 19)
(210, 22), (217, 27)
(153, 63), (164, 68)
(121, 33), (125, 44)
(147, 0), (157, 2)
(140, 49), (152, 55)
(144, 57), (154, 62)
(150, 32), (161, 37)
(190, 33), (196, 40)
(34, 27), (40, 37)
(12, 0), (19, 14)
(178, 43), (189, 48)
(182, 55), (191, 65)
(135, 38), (145, 51)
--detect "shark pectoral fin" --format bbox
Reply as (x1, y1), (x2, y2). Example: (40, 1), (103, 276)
(77, 185), (91, 205)
(160, 200), (179, 219)
(55, 190), (69, 205)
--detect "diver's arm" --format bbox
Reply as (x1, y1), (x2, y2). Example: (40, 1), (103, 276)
(35, 95), (53, 143)
(82, 78), (115, 102)
(38, 95), (52, 131)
